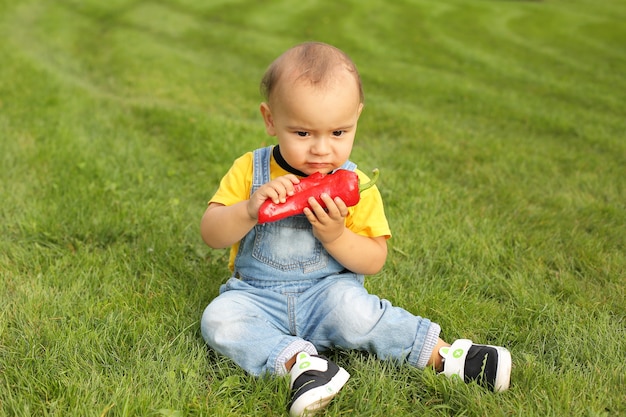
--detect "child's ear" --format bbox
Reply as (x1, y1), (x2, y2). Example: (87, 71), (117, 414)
(260, 102), (276, 136)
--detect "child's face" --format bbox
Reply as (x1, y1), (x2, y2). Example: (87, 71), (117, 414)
(260, 69), (363, 176)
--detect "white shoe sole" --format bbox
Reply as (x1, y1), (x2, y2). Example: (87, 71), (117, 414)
(493, 346), (512, 392)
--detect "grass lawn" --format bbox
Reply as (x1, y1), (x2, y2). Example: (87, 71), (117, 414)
(1, 0), (624, 415)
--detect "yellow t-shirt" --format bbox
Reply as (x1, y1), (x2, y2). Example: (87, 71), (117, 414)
(210, 149), (391, 271)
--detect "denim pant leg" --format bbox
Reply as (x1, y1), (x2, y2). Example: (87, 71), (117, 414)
(296, 273), (441, 369)
(201, 278), (316, 376)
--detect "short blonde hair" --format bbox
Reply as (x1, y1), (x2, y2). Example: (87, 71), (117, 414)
(260, 42), (364, 103)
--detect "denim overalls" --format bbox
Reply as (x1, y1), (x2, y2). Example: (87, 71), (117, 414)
(201, 146), (440, 376)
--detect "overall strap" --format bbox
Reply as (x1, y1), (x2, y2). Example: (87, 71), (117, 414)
(251, 146), (273, 195)
(339, 160), (357, 171)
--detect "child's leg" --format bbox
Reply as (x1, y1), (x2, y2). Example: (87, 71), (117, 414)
(201, 278), (317, 376)
(297, 273), (441, 369)
(298, 273), (511, 391)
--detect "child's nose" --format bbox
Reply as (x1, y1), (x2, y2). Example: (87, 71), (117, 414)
(311, 137), (331, 155)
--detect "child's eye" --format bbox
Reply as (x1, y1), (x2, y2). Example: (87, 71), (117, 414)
(296, 131), (309, 137)
(332, 130), (345, 137)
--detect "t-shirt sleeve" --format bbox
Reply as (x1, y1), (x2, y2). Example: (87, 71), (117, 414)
(346, 169), (392, 239)
(209, 152), (254, 207)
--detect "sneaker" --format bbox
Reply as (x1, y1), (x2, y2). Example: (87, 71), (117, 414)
(288, 352), (350, 417)
(439, 339), (511, 392)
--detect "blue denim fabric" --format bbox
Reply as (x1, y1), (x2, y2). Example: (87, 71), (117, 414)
(234, 147), (356, 282)
(201, 146), (440, 376)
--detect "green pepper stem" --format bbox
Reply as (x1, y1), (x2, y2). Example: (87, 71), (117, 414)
(359, 168), (380, 193)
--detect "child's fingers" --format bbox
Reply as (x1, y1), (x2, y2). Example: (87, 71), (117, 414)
(259, 176), (299, 204)
(303, 207), (316, 223)
(332, 196), (348, 217)
(307, 195), (334, 220)
(319, 194), (347, 219)
(306, 196), (325, 218)
(277, 176), (298, 197)
(285, 174), (301, 185)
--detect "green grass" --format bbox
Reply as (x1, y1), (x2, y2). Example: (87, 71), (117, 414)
(1, 0), (625, 415)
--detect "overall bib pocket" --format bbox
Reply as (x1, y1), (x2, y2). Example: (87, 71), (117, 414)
(252, 215), (328, 273)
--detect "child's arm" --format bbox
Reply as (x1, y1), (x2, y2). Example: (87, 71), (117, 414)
(201, 174), (301, 249)
(304, 193), (388, 275)
(201, 201), (257, 249)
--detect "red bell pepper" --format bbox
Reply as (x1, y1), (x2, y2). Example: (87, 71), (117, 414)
(257, 169), (380, 224)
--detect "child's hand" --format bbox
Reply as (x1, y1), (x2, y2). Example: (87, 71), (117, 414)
(304, 193), (348, 244)
(248, 174), (300, 220)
